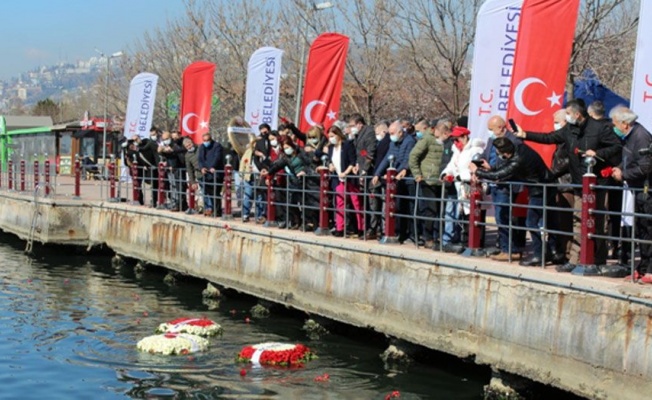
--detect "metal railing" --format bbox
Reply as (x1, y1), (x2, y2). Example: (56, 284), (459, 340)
(2, 152), (651, 283)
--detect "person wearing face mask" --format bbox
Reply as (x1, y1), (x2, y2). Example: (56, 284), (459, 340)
(409, 118), (444, 248)
(440, 126), (486, 250)
(183, 138), (201, 214)
(262, 141), (312, 229)
(436, 119), (463, 252)
(327, 125), (364, 237)
(515, 99), (622, 274)
(251, 123), (272, 223)
(198, 132), (224, 217)
(549, 109), (573, 265)
(157, 131), (187, 211)
(470, 138), (555, 266)
(132, 133), (161, 207)
(372, 120), (417, 243)
(260, 131), (291, 227)
(363, 122), (392, 240)
(479, 115), (524, 259)
(608, 106), (652, 280)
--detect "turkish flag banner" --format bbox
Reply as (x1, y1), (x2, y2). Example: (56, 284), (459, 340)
(180, 61), (216, 144)
(299, 33), (350, 133)
(507, 0), (580, 166)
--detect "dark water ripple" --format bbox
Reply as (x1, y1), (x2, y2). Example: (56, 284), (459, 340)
(0, 236), (487, 399)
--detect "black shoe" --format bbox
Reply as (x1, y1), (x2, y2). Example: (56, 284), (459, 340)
(242, 217), (250, 223)
(332, 230), (344, 237)
(556, 262), (576, 273)
(278, 222), (286, 229)
(519, 257), (543, 267)
(598, 264), (630, 278)
(442, 243), (464, 254)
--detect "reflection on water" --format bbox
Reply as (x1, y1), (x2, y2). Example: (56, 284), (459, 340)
(0, 234), (488, 399)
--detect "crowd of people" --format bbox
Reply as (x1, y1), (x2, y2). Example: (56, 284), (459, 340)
(120, 100), (652, 282)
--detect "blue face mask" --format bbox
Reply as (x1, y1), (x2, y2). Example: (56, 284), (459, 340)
(390, 135), (399, 143)
(203, 141), (211, 148)
(416, 131), (424, 139)
(614, 127), (626, 139)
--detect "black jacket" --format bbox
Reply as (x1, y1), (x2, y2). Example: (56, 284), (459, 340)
(198, 140), (224, 180)
(375, 135), (391, 171)
(475, 143), (553, 198)
(327, 140), (357, 189)
(525, 117), (622, 188)
(619, 122), (652, 189)
(439, 137), (456, 194)
(354, 125), (377, 175)
(137, 138), (160, 168)
(253, 135), (271, 172)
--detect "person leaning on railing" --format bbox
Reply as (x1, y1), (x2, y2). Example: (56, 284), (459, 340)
(132, 134), (161, 207)
(261, 140), (312, 230)
(238, 134), (256, 223)
(197, 132), (224, 217)
(470, 138), (557, 267)
(514, 99), (622, 274)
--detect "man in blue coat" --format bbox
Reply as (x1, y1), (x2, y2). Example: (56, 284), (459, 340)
(197, 132), (223, 217)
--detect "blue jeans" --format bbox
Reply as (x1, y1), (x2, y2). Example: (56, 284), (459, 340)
(492, 188), (512, 252)
(526, 196), (544, 258)
(242, 179), (254, 218)
(442, 193), (460, 245)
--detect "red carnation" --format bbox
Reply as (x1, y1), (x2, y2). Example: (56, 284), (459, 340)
(600, 166), (613, 178)
(445, 175), (455, 183)
(574, 147), (580, 155)
(360, 149), (368, 158)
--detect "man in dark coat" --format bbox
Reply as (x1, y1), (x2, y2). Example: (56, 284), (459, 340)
(197, 132), (223, 217)
(471, 138), (555, 266)
(363, 122), (391, 240)
(132, 134), (160, 207)
(482, 115), (524, 258)
(516, 99), (622, 272)
(609, 106), (652, 277)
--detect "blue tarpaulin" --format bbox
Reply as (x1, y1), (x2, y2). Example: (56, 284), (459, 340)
(569, 70), (629, 114)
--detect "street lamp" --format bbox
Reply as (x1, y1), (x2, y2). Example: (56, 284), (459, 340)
(294, 1), (335, 124)
(96, 49), (123, 165)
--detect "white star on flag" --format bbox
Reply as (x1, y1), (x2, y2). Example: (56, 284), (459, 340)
(327, 110), (337, 120)
(200, 120), (209, 129)
(546, 91), (562, 107)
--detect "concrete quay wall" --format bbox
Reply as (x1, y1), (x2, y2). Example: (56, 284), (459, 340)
(0, 194), (650, 399)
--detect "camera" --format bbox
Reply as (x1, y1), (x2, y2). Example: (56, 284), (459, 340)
(639, 144), (652, 156)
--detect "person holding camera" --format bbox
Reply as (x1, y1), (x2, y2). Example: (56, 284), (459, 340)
(608, 106), (652, 281)
(470, 138), (555, 266)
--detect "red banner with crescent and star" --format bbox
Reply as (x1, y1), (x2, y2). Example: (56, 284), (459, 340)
(180, 61), (216, 144)
(299, 33), (349, 133)
(507, 0), (580, 166)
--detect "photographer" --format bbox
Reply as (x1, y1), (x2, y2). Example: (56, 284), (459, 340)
(608, 106), (652, 281)
(470, 138), (556, 266)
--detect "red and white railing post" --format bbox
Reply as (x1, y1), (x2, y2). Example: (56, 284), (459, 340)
(73, 154), (81, 199)
(223, 155), (233, 220)
(108, 155), (117, 202)
(380, 155), (398, 244)
(157, 162), (166, 208)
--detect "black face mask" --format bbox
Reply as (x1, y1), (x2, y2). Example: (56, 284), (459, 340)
(498, 154), (509, 160)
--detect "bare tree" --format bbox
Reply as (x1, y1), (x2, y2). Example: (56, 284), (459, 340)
(567, 0), (638, 99)
(387, 0), (482, 118)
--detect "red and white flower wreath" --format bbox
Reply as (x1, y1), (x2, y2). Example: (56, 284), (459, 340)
(156, 317), (223, 337)
(237, 342), (316, 366)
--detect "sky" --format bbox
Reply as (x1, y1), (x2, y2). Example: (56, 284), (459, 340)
(0, 0), (187, 80)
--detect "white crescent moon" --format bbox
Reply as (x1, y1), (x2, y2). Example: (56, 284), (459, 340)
(304, 100), (326, 127)
(182, 113), (198, 134)
(514, 77), (546, 116)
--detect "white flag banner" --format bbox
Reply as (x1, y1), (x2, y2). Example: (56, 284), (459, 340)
(123, 72), (158, 139)
(245, 47), (283, 135)
(630, 0), (652, 130)
(468, 0), (523, 141)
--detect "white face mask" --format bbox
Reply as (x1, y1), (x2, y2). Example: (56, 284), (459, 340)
(435, 138), (444, 145)
(350, 126), (359, 136)
(270, 139), (278, 147)
(565, 114), (578, 125)
(162, 139), (171, 145)
(329, 137), (338, 145)
(309, 138), (319, 145)
(375, 134), (383, 141)
(284, 147), (294, 156)
(554, 122), (562, 130)
(488, 130), (496, 140)
(150, 135), (157, 141)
